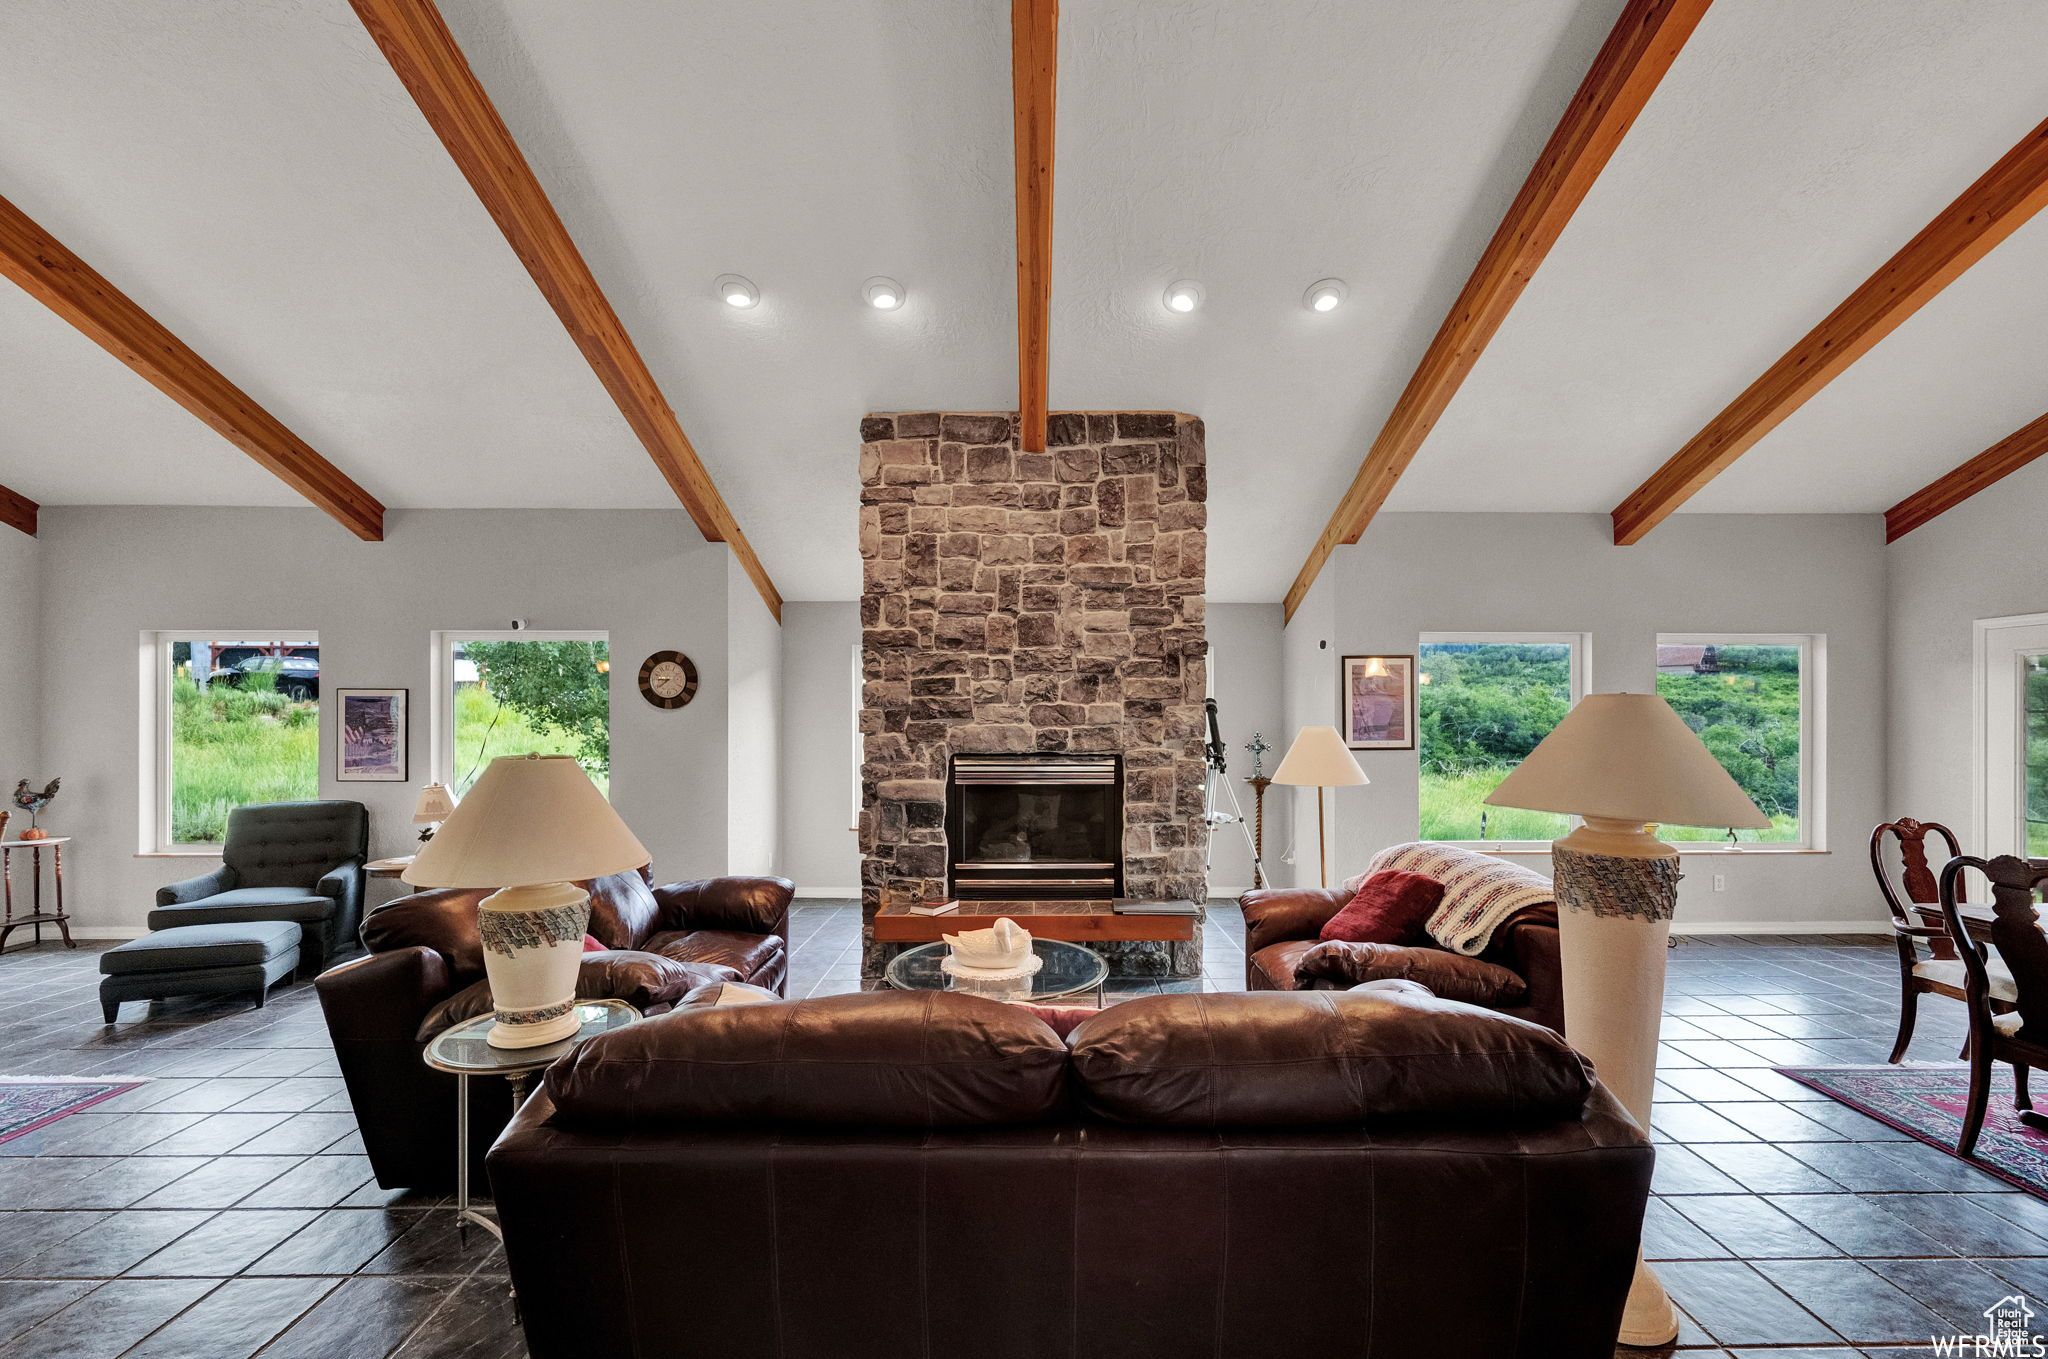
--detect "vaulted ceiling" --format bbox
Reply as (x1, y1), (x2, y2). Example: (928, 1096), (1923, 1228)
(2, 0), (2046, 602)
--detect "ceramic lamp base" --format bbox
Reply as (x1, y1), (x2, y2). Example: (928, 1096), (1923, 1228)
(1552, 818), (1683, 1349)
(477, 881), (591, 1050)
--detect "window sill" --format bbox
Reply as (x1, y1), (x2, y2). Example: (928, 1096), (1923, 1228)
(1470, 846), (1828, 857)
(135, 850), (223, 859)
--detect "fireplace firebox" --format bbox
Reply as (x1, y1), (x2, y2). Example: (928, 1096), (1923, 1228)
(946, 754), (1124, 900)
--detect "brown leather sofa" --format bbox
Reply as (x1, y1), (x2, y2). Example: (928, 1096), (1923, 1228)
(315, 868), (792, 1190)
(490, 987), (1651, 1359)
(1239, 884), (1565, 1033)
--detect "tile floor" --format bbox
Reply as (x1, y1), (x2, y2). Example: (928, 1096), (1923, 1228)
(0, 906), (2030, 1355)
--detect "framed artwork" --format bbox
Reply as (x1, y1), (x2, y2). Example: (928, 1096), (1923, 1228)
(337, 688), (408, 782)
(1341, 655), (1416, 751)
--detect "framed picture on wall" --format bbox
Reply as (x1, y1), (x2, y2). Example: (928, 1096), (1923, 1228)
(337, 688), (408, 782)
(1340, 655), (1416, 751)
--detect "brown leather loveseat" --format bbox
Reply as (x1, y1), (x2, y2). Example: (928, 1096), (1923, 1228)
(489, 987), (1652, 1359)
(315, 868), (792, 1189)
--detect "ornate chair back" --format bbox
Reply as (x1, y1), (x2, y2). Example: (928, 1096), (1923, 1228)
(1871, 818), (1964, 925)
(1940, 855), (2048, 1040)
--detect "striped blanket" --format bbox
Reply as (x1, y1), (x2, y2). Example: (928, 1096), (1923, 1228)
(1342, 842), (1556, 957)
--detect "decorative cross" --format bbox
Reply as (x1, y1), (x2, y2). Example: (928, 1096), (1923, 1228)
(1244, 731), (1271, 779)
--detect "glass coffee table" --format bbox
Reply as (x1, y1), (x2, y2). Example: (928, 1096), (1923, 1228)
(884, 938), (1109, 1005)
(423, 999), (639, 1242)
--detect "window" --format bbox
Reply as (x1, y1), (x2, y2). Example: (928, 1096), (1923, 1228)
(147, 633), (319, 849)
(1972, 614), (2048, 858)
(1655, 636), (1819, 846)
(1417, 634), (1585, 846)
(433, 632), (610, 798)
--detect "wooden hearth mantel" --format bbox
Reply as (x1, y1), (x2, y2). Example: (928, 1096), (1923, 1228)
(873, 900), (1196, 945)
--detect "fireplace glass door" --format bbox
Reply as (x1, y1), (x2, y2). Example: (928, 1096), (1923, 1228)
(947, 754), (1123, 899)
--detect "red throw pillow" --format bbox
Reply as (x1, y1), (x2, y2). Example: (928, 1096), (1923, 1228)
(581, 935), (606, 954)
(1319, 869), (1445, 945)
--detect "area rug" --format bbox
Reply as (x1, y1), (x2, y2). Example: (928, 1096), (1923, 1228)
(1779, 1064), (2048, 1200)
(0, 1077), (146, 1145)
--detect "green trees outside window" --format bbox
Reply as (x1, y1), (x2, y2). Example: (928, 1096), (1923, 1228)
(1418, 642), (1575, 842)
(1655, 643), (1803, 843)
(454, 639), (611, 797)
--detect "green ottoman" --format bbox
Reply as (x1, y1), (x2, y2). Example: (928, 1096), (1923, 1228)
(99, 920), (302, 1023)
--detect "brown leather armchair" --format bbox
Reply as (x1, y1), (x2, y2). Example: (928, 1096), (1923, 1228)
(315, 868), (793, 1190)
(490, 988), (1650, 1359)
(1239, 884), (1565, 1033)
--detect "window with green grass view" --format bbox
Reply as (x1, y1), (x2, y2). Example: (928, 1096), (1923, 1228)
(162, 635), (319, 845)
(1655, 639), (1808, 843)
(448, 636), (610, 798)
(2025, 655), (2048, 857)
(1418, 638), (1579, 843)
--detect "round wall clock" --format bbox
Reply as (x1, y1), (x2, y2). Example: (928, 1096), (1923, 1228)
(637, 651), (699, 710)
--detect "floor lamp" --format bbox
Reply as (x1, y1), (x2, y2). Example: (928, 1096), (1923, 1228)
(1272, 725), (1368, 888)
(1483, 694), (1768, 1348)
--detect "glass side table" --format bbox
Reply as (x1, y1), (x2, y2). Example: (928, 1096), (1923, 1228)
(883, 938), (1109, 1005)
(423, 998), (639, 1242)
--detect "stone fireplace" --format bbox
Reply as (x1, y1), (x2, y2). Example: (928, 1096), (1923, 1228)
(858, 410), (1209, 978)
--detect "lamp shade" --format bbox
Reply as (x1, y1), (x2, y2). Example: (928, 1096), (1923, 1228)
(1271, 726), (1370, 788)
(1483, 693), (1770, 829)
(411, 782), (456, 824)
(402, 754), (649, 888)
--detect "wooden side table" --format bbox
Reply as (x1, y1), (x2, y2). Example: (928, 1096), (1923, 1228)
(0, 838), (74, 954)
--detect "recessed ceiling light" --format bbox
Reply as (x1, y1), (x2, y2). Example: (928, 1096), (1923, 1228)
(1163, 281), (1204, 313)
(1304, 279), (1347, 312)
(863, 277), (904, 310)
(714, 274), (758, 309)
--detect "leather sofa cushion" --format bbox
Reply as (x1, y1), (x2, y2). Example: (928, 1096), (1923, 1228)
(1295, 939), (1529, 1008)
(678, 979), (782, 1007)
(647, 929), (783, 977)
(415, 953), (736, 1042)
(545, 990), (1069, 1128)
(585, 870), (660, 950)
(1068, 990), (1593, 1127)
(1248, 939), (1314, 990)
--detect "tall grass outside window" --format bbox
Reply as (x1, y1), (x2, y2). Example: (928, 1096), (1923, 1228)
(164, 638), (319, 845)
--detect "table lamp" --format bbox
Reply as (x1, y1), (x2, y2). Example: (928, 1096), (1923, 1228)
(1485, 693), (1767, 1348)
(1272, 725), (1369, 887)
(412, 782), (456, 843)
(403, 754), (649, 1048)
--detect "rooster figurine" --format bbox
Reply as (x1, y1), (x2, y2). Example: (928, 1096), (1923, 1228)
(11, 778), (59, 839)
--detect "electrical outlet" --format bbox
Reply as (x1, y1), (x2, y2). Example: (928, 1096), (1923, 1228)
(1712, 874), (1727, 892)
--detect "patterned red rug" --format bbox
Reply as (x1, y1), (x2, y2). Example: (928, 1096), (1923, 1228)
(0, 1078), (144, 1145)
(1780, 1064), (2048, 1199)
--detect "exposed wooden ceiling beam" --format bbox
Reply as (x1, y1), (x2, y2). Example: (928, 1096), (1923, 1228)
(1012, 0), (1058, 454)
(0, 482), (36, 537)
(1885, 410), (2048, 542)
(1282, 0), (1712, 621)
(349, 0), (782, 620)
(0, 194), (384, 541)
(1613, 115), (2048, 546)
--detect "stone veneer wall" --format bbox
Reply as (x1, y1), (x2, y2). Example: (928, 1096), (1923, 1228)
(858, 411), (1209, 976)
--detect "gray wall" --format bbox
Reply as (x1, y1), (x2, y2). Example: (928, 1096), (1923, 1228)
(726, 568), (783, 875)
(1280, 571), (1339, 888)
(1302, 513), (1889, 929)
(0, 530), (39, 812)
(777, 601), (861, 894)
(1206, 602), (1290, 895)
(34, 507), (745, 934)
(1887, 454), (2048, 841)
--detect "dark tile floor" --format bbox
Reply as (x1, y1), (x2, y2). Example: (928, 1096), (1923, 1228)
(0, 907), (2026, 1355)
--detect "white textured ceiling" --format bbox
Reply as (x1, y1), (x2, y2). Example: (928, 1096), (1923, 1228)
(1, 0), (2045, 600)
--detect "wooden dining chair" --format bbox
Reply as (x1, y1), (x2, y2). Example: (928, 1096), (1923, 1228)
(1938, 853), (2048, 1156)
(1871, 818), (2015, 1062)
